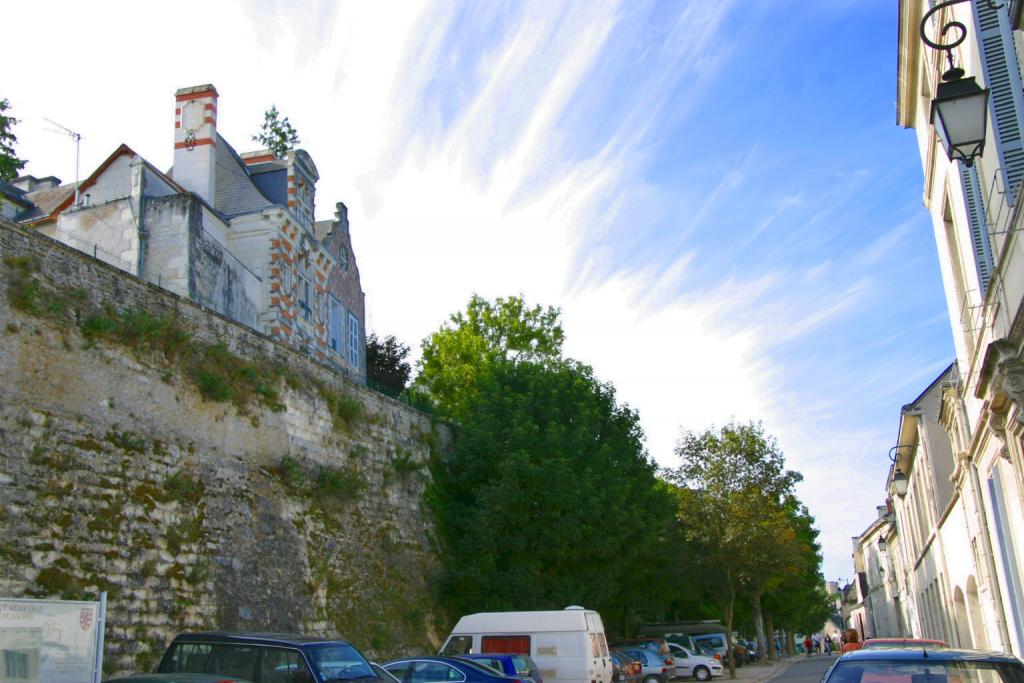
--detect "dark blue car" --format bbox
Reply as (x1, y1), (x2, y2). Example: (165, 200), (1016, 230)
(383, 656), (528, 683)
(458, 654), (543, 683)
(824, 647), (1024, 683)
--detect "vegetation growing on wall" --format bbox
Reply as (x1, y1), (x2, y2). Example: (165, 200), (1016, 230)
(5, 255), (319, 414)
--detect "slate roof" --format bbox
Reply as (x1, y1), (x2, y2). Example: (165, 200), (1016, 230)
(0, 180), (33, 208)
(214, 133), (276, 217)
(20, 183), (76, 221)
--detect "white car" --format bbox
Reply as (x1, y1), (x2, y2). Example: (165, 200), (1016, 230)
(667, 643), (723, 682)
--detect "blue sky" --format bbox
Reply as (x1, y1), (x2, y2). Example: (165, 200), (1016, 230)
(5, 0), (955, 584)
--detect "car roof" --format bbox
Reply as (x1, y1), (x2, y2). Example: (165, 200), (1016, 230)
(838, 648), (1019, 664)
(171, 632), (352, 647)
(863, 639), (946, 645)
(386, 657), (520, 677)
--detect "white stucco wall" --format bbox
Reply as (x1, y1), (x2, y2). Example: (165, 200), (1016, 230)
(52, 199), (139, 274)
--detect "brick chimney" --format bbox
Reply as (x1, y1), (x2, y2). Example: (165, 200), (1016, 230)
(173, 84), (218, 203)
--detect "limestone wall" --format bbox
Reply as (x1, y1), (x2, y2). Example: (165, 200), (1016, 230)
(0, 221), (448, 677)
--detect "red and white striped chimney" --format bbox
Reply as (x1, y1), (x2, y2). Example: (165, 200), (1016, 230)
(172, 84), (219, 203)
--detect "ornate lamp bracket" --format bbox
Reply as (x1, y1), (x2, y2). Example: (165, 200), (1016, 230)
(921, 0), (1004, 81)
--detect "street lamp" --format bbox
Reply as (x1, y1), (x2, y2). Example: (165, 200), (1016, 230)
(889, 445), (911, 497)
(921, 0), (990, 166)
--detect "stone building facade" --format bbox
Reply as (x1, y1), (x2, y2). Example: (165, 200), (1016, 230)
(850, 0), (1024, 656)
(8, 84), (366, 381)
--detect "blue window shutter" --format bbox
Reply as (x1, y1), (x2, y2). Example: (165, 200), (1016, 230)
(973, 0), (1024, 204)
(960, 162), (994, 294)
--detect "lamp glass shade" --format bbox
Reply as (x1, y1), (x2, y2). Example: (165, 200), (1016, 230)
(878, 539), (887, 551)
(891, 469), (910, 497)
(930, 77), (989, 165)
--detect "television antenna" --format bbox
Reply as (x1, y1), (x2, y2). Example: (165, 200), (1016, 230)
(43, 117), (83, 206)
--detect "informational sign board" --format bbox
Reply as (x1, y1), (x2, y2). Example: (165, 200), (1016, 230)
(0, 594), (106, 683)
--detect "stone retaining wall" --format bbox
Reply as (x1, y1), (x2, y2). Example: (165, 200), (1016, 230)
(0, 221), (448, 676)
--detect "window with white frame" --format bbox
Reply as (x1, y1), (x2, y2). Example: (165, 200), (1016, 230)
(329, 296), (344, 352)
(347, 312), (359, 367)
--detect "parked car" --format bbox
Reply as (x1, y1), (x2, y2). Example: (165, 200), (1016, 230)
(610, 651), (643, 683)
(821, 647), (1024, 683)
(691, 643), (719, 662)
(619, 649), (669, 683)
(385, 656), (530, 683)
(459, 653), (543, 683)
(609, 653), (626, 683)
(610, 652), (643, 683)
(859, 638), (947, 650)
(609, 639), (674, 673)
(374, 663), (403, 683)
(439, 607), (612, 683)
(666, 643), (723, 681)
(110, 631), (378, 683)
(690, 635), (735, 668)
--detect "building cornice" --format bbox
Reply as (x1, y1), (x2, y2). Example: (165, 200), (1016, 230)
(897, 0), (923, 128)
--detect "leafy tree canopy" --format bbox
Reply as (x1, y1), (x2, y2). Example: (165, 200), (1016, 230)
(366, 332), (412, 396)
(666, 423), (805, 676)
(672, 422), (802, 502)
(1, 98), (27, 182)
(417, 294), (564, 418)
(252, 105), (300, 159)
(429, 357), (673, 625)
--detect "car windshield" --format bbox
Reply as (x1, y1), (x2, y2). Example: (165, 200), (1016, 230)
(827, 660), (1024, 683)
(306, 643), (377, 682)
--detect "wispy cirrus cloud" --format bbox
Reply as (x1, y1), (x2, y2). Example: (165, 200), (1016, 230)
(5, 0), (951, 581)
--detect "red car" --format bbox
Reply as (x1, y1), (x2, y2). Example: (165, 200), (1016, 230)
(859, 638), (947, 651)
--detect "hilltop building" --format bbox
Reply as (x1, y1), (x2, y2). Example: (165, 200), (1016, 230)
(5, 85), (366, 381)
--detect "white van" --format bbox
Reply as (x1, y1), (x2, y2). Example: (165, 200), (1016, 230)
(440, 607), (612, 683)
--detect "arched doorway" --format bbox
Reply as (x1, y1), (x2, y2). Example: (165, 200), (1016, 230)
(953, 587), (972, 647)
(966, 576), (989, 649)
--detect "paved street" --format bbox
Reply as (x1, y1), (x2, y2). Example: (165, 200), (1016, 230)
(756, 655), (836, 683)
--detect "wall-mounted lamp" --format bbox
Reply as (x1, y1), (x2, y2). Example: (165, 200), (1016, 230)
(889, 445), (912, 497)
(921, 0), (990, 166)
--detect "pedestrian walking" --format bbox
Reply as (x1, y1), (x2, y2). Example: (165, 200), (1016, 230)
(840, 629), (863, 654)
(775, 636), (782, 659)
(804, 635), (813, 657)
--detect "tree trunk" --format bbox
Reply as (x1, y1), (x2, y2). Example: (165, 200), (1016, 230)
(765, 612), (776, 662)
(786, 630), (796, 656)
(724, 587), (736, 679)
(751, 592), (767, 664)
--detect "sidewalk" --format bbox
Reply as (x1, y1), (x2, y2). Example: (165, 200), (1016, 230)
(725, 656), (802, 683)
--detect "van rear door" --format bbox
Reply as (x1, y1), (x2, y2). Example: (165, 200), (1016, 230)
(584, 613), (610, 683)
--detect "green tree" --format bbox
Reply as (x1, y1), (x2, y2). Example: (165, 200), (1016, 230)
(252, 105), (300, 159)
(762, 500), (832, 652)
(428, 357), (675, 626)
(366, 332), (412, 396)
(1, 98), (27, 181)
(416, 294), (564, 418)
(667, 422), (802, 678)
